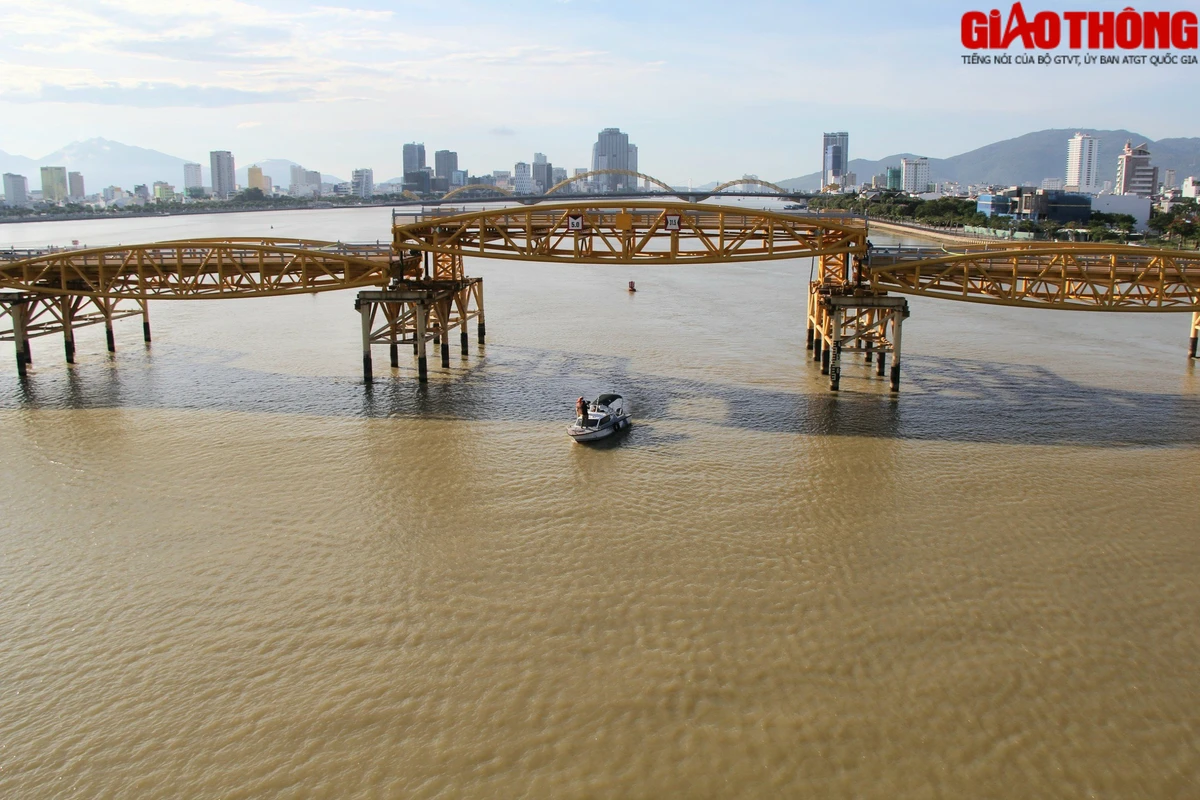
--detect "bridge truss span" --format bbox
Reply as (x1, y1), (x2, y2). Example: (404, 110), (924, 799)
(0, 238), (403, 300)
(393, 201), (867, 267)
(869, 244), (1200, 312)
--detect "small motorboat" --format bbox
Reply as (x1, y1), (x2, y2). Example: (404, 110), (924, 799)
(568, 393), (631, 443)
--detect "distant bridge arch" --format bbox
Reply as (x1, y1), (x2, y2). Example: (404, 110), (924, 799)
(711, 178), (790, 194)
(545, 169), (674, 195)
(442, 184), (515, 201)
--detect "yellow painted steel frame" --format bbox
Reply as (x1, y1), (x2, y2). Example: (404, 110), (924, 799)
(0, 238), (396, 300)
(870, 244), (1200, 311)
(710, 178), (790, 194)
(393, 201), (867, 266)
(544, 169), (675, 195)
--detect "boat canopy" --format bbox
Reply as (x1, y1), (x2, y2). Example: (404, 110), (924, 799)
(596, 393), (622, 406)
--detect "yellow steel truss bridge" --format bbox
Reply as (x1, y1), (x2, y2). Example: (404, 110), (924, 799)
(2, 201), (1198, 390)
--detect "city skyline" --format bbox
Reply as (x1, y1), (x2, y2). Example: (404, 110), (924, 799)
(1, 1), (1197, 185)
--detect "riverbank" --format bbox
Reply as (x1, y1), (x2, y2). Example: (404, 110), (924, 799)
(866, 219), (1013, 245)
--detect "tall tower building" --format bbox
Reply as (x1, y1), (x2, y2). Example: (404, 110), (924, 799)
(209, 150), (236, 199)
(1065, 132), (1100, 193)
(513, 162), (536, 194)
(822, 132), (849, 189)
(40, 166), (68, 204)
(403, 143), (426, 176)
(247, 165), (266, 192)
(1164, 169), (1177, 189)
(183, 162), (203, 190)
(532, 157), (554, 194)
(434, 150), (458, 179)
(351, 168), (374, 199)
(68, 171), (85, 201)
(1115, 140), (1158, 197)
(591, 128), (636, 192)
(3, 173), (29, 207)
(900, 157), (930, 193)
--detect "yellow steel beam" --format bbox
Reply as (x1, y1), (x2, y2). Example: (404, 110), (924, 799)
(0, 239), (393, 300)
(870, 244), (1200, 311)
(544, 169), (675, 195)
(393, 200), (867, 265)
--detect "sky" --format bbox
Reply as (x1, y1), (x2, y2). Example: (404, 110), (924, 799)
(0, 0), (1197, 183)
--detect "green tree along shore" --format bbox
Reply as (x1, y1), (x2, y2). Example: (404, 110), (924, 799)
(810, 191), (1198, 248)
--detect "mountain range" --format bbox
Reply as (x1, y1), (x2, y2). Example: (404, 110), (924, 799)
(2, 130), (1198, 196)
(776, 128), (1200, 191)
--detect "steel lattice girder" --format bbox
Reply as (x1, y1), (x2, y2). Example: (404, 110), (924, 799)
(393, 201), (867, 265)
(869, 245), (1200, 311)
(0, 238), (395, 300)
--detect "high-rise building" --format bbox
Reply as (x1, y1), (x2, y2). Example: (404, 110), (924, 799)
(532, 158), (554, 194)
(3, 173), (29, 207)
(40, 166), (68, 204)
(209, 150), (236, 199)
(821, 132), (849, 189)
(247, 165), (266, 192)
(1164, 168), (1177, 189)
(1065, 132), (1100, 193)
(1182, 176), (1198, 198)
(450, 169), (467, 187)
(68, 171), (85, 201)
(900, 157), (930, 193)
(153, 181), (175, 201)
(886, 167), (901, 191)
(513, 162), (536, 194)
(552, 167), (567, 187)
(434, 150), (458, 179)
(351, 168), (374, 199)
(287, 165), (321, 197)
(591, 128), (638, 192)
(403, 143), (426, 176)
(1115, 140), (1158, 197)
(183, 162), (203, 190)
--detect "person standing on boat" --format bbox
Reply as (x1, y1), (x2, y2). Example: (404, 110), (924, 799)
(576, 396), (588, 425)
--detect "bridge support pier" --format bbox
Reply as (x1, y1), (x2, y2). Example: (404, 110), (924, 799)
(355, 277), (482, 384)
(811, 286), (909, 393)
(141, 301), (151, 344)
(5, 297), (30, 378)
(415, 302), (428, 382)
(61, 297), (76, 364)
(358, 297), (373, 383)
(1191, 312), (1199, 358)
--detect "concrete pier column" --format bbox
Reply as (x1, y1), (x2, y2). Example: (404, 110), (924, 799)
(820, 343), (830, 375)
(476, 282), (486, 344)
(1191, 312), (1199, 358)
(359, 299), (373, 383)
(12, 301), (28, 378)
(877, 351), (886, 377)
(415, 302), (428, 382)
(61, 297), (75, 364)
(813, 333), (822, 363)
(141, 301), (151, 343)
(440, 337), (450, 369)
(829, 307), (842, 391)
(805, 287), (814, 350)
(389, 342), (399, 369)
(890, 311), (904, 392)
(460, 329), (469, 357)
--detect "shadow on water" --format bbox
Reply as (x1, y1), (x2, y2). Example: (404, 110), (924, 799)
(3, 344), (1199, 448)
